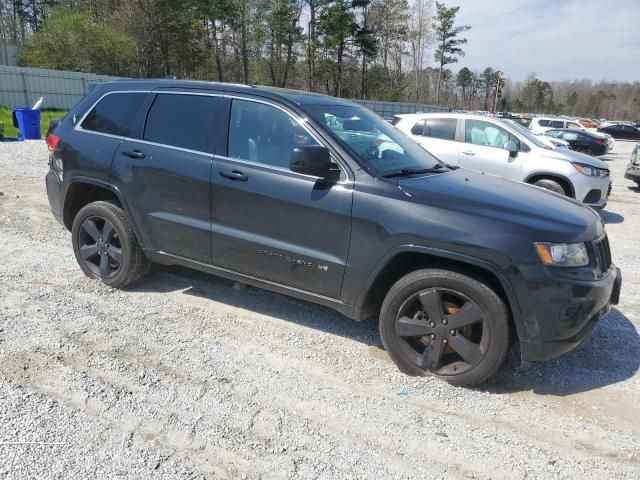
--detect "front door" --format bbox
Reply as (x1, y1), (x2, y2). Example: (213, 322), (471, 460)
(210, 98), (353, 298)
(110, 92), (222, 263)
(459, 119), (524, 181)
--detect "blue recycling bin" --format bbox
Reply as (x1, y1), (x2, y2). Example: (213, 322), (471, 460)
(13, 108), (41, 139)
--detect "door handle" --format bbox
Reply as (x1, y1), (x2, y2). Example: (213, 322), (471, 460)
(122, 149), (145, 159)
(219, 170), (248, 181)
(462, 150), (476, 156)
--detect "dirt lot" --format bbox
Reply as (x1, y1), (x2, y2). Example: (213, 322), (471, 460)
(0, 139), (639, 479)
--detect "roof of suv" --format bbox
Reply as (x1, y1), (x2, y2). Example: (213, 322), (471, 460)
(96, 79), (357, 107)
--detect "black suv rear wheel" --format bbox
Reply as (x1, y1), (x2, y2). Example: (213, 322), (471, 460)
(379, 269), (510, 386)
(72, 201), (150, 288)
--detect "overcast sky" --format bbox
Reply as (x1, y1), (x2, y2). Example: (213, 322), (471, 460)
(448, 0), (639, 82)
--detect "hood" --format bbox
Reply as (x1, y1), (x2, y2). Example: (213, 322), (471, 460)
(396, 169), (603, 243)
(539, 148), (609, 170)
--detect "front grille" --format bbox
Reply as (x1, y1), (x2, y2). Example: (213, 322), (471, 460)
(594, 235), (612, 274)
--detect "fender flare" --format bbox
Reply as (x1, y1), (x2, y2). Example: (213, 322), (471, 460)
(523, 171), (575, 198)
(63, 176), (146, 249)
(354, 244), (526, 340)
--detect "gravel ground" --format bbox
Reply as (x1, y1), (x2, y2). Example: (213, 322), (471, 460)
(0, 139), (639, 479)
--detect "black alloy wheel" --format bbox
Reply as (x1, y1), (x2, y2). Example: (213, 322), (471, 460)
(77, 216), (123, 278)
(72, 201), (150, 288)
(379, 269), (510, 386)
(394, 288), (489, 375)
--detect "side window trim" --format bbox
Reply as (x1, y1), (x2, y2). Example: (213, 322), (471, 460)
(75, 90), (153, 137)
(215, 95), (351, 181)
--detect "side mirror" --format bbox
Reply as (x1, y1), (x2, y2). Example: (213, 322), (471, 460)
(503, 140), (519, 156)
(290, 145), (338, 180)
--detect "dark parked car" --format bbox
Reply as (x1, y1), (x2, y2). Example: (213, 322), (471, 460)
(625, 143), (640, 187)
(598, 123), (640, 140)
(544, 128), (609, 156)
(45, 80), (621, 386)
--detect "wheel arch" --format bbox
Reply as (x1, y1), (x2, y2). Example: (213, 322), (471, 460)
(63, 178), (145, 248)
(354, 246), (525, 342)
(523, 172), (575, 198)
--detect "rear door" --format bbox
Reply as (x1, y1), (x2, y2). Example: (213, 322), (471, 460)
(210, 97), (353, 298)
(407, 117), (460, 165)
(110, 92), (222, 263)
(459, 119), (524, 180)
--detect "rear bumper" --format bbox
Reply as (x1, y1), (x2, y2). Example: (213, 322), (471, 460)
(625, 164), (640, 183)
(511, 263), (621, 363)
(45, 167), (64, 226)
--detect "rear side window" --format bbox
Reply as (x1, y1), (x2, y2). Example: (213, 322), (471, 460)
(425, 118), (456, 140)
(143, 94), (216, 151)
(538, 119), (550, 127)
(411, 120), (425, 135)
(550, 120), (564, 128)
(81, 92), (147, 137)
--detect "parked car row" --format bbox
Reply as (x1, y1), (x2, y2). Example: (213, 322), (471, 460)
(392, 112), (611, 208)
(45, 81), (621, 386)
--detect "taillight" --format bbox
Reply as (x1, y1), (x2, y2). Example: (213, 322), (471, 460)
(47, 133), (60, 151)
(595, 139), (605, 146)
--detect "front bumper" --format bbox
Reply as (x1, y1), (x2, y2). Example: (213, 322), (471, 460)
(511, 263), (621, 363)
(571, 173), (610, 208)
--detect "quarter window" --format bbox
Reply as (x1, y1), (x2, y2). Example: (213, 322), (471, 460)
(550, 120), (564, 128)
(81, 92), (147, 137)
(538, 119), (550, 127)
(228, 99), (318, 168)
(144, 94), (216, 151)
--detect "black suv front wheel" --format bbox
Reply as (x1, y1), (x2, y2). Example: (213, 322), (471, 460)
(72, 201), (150, 288)
(379, 269), (510, 386)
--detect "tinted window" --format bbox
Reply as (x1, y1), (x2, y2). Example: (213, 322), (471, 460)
(425, 118), (456, 140)
(411, 120), (425, 135)
(545, 130), (562, 138)
(550, 120), (564, 128)
(81, 92), (147, 136)
(144, 94), (216, 151)
(228, 99), (318, 168)
(538, 119), (550, 127)
(465, 120), (515, 149)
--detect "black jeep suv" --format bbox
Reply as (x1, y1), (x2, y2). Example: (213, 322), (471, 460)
(46, 80), (621, 386)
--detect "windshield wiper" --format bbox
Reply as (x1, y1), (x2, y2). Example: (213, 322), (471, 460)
(382, 164), (448, 178)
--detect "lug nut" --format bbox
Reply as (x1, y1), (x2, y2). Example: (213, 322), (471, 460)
(430, 321), (436, 327)
(443, 339), (448, 344)
(450, 329), (456, 335)
(430, 334), (436, 339)
(442, 319), (448, 325)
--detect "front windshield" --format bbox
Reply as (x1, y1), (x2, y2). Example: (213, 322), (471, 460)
(501, 119), (551, 150)
(304, 104), (442, 174)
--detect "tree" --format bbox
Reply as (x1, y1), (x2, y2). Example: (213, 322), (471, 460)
(432, 1), (470, 104)
(352, 0), (377, 99)
(319, 0), (356, 97)
(19, 7), (135, 75)
(456, 66), (473, 107)
(407, 0), (433, 103)
(263, 0), (303, 87)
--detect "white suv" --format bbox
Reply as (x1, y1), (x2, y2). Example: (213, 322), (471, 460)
(393, 113), (612, 208)
(529, 117), (585, 134)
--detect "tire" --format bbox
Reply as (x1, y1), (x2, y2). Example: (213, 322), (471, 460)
(72, 201), (150, 288)
(379, 269), (510, 386)
(533, 178), (568, 196)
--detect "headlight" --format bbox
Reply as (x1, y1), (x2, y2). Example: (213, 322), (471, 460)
(534, 242), (589, 267)
(572, 163), (607, 177)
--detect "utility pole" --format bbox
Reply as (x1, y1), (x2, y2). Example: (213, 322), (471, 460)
(492, 73), (501, 113)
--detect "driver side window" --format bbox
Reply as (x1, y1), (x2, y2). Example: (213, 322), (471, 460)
(228, 99), (318, 168)
(465, 120), (517, 150)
